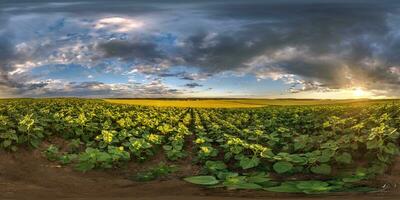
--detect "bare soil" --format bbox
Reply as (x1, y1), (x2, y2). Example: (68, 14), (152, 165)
(0, 149), (399, 200)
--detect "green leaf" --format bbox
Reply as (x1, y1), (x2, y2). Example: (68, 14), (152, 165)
(260, 149), (274, 158)
(75, 162), (95, 172)
(311, 164), (331, 175)
(383, 142), (398, 155)
(317, 154), (331, 163)
(222, 174), (263, 190)
(163, 145), (172, 151)
(217, 172), (238, 180)
(3, 140), (12, 147)
(342, 177), (363, 183)
(296, 180), (331, 193)
(264, 182), (302, 193)
(342, 186), (377, 192)
(135, 171), (156, 182)
(273, 161), (293, 174)
(318, 149), (334, 163)
(377, 153), (390, 162)
(30, 140), (40, 148)
(11, 146), (18, 152)
(366, 140), (380, 149)
(184, 176), (219, 185)
(294, 142), (306, 151)
(287, 155), (307, 165)
(239, 156), (260, 170)
(296, 180), (328, 188)
(246, 172), (271, 183)
(223, 175), (246, 185)
(224, 182), (262, 190)
(335, 152), (352, 164)
(205, 161), (227, 172)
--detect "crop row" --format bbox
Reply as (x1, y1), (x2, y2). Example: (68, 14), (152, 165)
(0, 99), (399, 193)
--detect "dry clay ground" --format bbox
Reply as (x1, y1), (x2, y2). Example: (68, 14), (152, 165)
(1, 148), (400, 200)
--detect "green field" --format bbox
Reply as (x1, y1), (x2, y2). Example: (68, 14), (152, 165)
(0, 98), (399, 195)
(104, 98), (396, 108)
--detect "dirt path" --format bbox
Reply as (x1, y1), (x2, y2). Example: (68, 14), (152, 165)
(0, 150), (399, 200)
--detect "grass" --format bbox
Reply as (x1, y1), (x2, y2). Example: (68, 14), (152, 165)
(104, 99), (398, 108)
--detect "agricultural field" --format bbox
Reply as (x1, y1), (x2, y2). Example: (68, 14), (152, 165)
(104, 98), (394, 108)
(105, 99), (265, 108)
(1, 98), (400, 199)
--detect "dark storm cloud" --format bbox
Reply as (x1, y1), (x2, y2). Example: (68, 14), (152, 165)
(30, 81), (113, 97)
(158, 72), (185, 78)
(0, 38), (14, 83)
(180, 30), (277, 73)
(158, 72), (211, 81)
(98, 40), (164, 61)
(92, 0), (400, 93)
(0, 33), (26, 89)
(23, 81), (183, 97)
(184, 83), (203, 88)
(192, 1), (398, 93)
(0, 0), (166, 16)
(180, 1), (395, 71)
(0, 24), (66, 93)
(68, 81), (105, 89)
(180, 73), (212, 81)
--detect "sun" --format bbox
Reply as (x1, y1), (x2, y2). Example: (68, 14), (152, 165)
(353, 87), (365, 97)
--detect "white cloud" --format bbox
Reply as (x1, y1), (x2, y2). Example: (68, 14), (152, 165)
(123, 60), (171, 75)
(390, 66), (400, 75)
(9, 61), (37, 75)
(16, 78), (184, 98)
(94, 17), (144, 32)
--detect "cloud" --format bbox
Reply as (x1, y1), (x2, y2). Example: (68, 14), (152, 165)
(94, 17), (144, 32)
(17, 80), (183, 98)
(0, 0), (400, 97)
(0, 33), (35, 90)
(155, 71), (211, 81)
(179, 72), (211, 81)
(184, 82), (203, 88)
(180, 1), (400, 95)
(124, 61), (171, 76)
(92, 0), (400, 95)
(0, 1), (165, 16)
(97, 40), (164, 61)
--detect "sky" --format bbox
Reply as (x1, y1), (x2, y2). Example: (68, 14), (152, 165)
(0, 0), (399, 99)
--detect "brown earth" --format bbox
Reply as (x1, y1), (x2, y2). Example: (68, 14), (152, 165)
(0, 149), (399, 200)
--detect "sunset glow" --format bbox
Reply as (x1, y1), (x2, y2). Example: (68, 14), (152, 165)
(353, 88), (365, 97)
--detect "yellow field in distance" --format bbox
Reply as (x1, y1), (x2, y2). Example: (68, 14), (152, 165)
(106, 99), (264, 108)
(104, 99), (396, 108)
